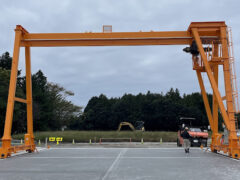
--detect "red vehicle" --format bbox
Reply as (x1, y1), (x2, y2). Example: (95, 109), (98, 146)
(177, 117), (208, 147)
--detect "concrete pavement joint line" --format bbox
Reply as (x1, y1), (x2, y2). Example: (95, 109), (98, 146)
(19, 156), (203, 159)
(101, 148), (127, 180)
(49, 147), (201, 150)
(121, 157), (202, 159)
(20, 157), (115, 159)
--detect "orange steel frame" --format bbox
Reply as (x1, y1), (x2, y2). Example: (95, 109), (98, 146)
(0, 21), (240, 159)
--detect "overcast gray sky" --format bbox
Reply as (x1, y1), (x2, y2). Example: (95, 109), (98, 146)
(1, 0), (240, 107)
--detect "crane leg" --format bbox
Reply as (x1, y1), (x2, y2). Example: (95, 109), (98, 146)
(0, 28), (22, 158)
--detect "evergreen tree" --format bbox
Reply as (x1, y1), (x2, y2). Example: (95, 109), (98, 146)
(0, 52), (82, 133)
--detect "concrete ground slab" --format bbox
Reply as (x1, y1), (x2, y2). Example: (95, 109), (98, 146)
(0, 147), (239, 180)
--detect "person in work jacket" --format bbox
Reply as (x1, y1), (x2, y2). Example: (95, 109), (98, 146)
(181, 127), (191, 153)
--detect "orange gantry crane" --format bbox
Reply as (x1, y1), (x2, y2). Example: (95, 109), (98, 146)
(0, 21), (240, 159)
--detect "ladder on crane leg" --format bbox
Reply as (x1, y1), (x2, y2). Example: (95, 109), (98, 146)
(227, 27), (239, 129)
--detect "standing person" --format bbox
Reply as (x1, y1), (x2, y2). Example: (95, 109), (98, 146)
(181, 127), (191, 153)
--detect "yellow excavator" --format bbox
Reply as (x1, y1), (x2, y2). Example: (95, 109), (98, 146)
(117, 121), (145, 131)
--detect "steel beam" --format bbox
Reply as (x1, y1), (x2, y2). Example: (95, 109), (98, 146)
(24, 31), (191, 40)
(25, 46), (35, 146)
(220, 27), (236, 138)
(212, 44), (219, 134)
(14, 97), (27, 104)
(192, 28), (231, 130)
(20, 38), (193, 47)
(196, 70), (214, 128)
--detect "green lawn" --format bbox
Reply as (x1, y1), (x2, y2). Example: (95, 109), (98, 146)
(12, 131), (178, 143)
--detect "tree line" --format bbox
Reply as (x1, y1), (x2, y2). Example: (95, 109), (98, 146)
(0, 52), (82, 136)
(0, 52), (227, 135)
(81, 90), (216, 131)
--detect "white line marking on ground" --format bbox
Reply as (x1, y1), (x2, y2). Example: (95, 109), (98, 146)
(11, 151), (29, 157)
(202, 148), (239, 161)
(0, 147), (49, 160)
(36, 147), (49, 152)
(101, 148), (127, 180)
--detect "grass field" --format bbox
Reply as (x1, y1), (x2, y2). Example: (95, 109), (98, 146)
(12, 131), (178, 143)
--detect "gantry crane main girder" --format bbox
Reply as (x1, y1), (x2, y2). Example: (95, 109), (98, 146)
(0, 21), (240, 159)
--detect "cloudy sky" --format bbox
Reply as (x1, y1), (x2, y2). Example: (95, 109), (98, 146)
(1, 0), (240, 107)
